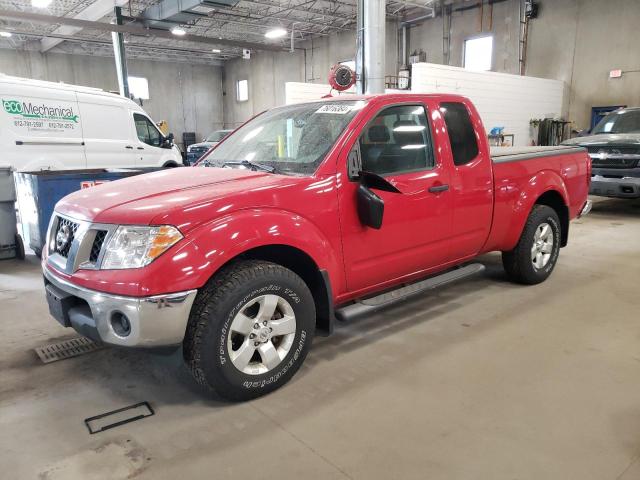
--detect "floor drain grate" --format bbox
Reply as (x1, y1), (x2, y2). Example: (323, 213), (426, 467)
(35, 336), (103, 364)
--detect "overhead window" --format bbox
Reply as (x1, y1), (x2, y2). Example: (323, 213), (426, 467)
(236, 79), (249, 102)
(128, 76), (149, 100)
(464, 36), (493, 71)
(440, 102), (479, 166)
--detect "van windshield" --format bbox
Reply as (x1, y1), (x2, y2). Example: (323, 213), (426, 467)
(199, 100), (365, 175)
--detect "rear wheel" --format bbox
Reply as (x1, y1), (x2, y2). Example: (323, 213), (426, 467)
(183, 260), (315, 401)
(502, 205), (561, 285)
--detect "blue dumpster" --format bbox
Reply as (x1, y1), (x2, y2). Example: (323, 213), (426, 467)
(14, 168), (160, 257)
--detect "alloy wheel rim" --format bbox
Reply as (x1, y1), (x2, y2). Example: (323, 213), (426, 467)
(227, 294), (297, 375)
(531, 222), (554, 270)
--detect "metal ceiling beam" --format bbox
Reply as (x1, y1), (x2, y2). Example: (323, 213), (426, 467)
(41, 0), (128, 53)
(5, 30), (226, 62)
(0, 8), (289, 51)
(239, 0), (354, 22)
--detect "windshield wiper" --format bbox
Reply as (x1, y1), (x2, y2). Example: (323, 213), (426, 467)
(222, 160), (276, 173)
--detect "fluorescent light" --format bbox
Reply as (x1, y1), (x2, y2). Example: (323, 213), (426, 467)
(265, 28), (287, 39)
(401, 144), (425, 150)
(394, 125), (426, 132)
(0, 31), (12, 38)
(211, 48), (221, 53)
(170, 27), (186, 36)
(31, 0), (52, 8)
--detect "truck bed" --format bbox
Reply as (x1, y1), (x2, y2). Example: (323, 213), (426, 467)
(491, 146), (586, 163)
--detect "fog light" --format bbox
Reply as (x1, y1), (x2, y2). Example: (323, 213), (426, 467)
(111, 312), (131, 337)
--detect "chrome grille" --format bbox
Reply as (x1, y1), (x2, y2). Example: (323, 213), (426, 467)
(54, 217), (79, 258)
(90, 230), (108, 263)
(47, 214), (117, 274)
(587, 146), (640, 168)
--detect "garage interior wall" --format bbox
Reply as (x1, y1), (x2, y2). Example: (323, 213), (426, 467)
(223, 21), (399, 128)
(0, 49), (224, 147)
(224, 0), (640, 131)
(1, 0), (639, 133)
(403, 0), (640, 130)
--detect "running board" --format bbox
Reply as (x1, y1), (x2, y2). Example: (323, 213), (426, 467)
(335, 263), (485, 322)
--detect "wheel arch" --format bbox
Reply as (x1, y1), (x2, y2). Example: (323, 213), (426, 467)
(534, 190), (569, 247)
(214, 244), (334, 336)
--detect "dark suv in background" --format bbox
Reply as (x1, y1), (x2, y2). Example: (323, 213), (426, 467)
(563, 108), (640, 198)
(185, 129), (233, 165)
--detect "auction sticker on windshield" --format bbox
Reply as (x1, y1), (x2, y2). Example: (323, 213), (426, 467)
(315, 104), (354, 114)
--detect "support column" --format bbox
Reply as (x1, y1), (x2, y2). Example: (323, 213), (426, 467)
(363, 0), (386, 94)
(111, 6), (129, 98)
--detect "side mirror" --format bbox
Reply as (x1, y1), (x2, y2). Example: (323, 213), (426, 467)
(355, 172), (401, 229)
(357, 184), (385, 229)
(162, 133), (175, 148)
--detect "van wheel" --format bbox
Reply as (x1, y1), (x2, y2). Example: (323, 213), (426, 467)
(502, 205), (561, 285)
(183, 260), (315, 401)
(162, 162), (178, 168)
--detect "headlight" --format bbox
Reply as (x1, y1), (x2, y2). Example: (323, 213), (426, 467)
(186, 145), (192, 152)
(101, 225), (183, 269)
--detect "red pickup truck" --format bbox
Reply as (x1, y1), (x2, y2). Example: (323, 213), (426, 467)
(43, 94), (591, 400)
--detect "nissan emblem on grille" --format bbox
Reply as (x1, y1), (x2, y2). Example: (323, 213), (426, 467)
(55, 224), (71, 252)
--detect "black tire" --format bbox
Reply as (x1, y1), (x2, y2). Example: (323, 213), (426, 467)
(502, 205), (561, 285)
(183, 260), (315, 401)
(15, 234), (25, 260)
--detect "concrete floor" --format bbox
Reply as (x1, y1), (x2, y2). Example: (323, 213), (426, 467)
(1, 196), (640, 480)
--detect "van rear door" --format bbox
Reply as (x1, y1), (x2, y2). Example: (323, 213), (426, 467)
(76, 92), (136, 169)
(1, 83), (85, 170)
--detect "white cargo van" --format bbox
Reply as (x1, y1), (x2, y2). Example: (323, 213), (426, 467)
(0, 73), (183, 171)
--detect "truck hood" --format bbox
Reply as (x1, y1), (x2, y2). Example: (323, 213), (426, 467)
(562, 133), (640, 147)
(56, 167), (300, 231)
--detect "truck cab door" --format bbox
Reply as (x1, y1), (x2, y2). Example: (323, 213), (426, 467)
(437, 100), (493, 261)
(337, 101), (453, 293)
(132, 112), (167, 167)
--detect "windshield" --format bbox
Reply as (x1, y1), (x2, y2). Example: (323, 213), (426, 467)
(592, 109), (640, 134)
(205, 130), (231, 143)
(200, 100), (365, 175)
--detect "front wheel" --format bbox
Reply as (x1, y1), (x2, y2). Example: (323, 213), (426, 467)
(502, 205), (561, 285)
(183, 260), (315, 401)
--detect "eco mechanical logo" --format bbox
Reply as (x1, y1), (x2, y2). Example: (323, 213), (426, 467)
(2, 99), (79, 123)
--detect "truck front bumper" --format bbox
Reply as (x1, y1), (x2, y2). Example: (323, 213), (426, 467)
(43, 267), (197, 348)
(590, 172), (640, 199)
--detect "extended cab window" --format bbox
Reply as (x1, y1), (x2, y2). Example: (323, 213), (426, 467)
(359, 105), (434, 176)
(134, 113), (162, 147)
(440, 102), (479, 166)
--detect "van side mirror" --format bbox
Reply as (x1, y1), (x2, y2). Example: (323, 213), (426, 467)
(162, 133), (175, 148)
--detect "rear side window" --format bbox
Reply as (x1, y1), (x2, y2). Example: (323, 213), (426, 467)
(440, 102), (479, 166)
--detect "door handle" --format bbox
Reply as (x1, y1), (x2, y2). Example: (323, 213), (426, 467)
(137, 147), (144, 150)
(428, 184), (449, 193)
(125, 145), (133, 149)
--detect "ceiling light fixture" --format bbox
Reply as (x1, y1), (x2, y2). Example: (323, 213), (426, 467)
(170, 27), (186, 36)
(265, 28), (287, 39)
(31, 0), (53, 8)
(0, 31), (12, 38)
(211, 48), (221, 53)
